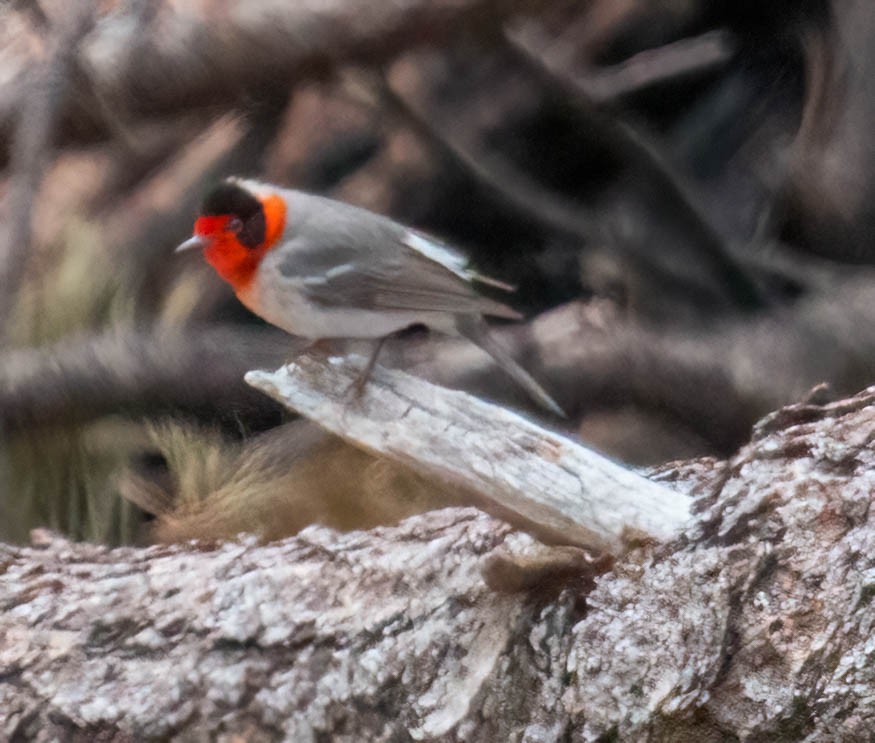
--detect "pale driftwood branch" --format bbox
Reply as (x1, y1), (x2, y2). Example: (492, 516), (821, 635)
(244, 353), (691, 554)
(5, 387), (875, 739)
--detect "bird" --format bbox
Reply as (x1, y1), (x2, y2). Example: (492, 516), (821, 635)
(176, 177), (564, 417)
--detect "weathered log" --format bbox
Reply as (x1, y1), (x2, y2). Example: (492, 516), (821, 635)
(3, 386), (875, 739)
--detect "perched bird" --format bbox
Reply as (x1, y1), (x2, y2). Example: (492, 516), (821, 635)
(176, 178), (564, 416)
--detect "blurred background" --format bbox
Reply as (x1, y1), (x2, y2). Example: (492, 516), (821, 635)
(2, 0), (874, 545)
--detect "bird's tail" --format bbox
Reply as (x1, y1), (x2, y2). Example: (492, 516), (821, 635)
(455, 315), (566, 418)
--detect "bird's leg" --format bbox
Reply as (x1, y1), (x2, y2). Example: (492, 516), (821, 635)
(345, 335), (389, 398)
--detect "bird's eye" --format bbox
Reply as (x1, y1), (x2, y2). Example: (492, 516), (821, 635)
(228, 216), (243, 233)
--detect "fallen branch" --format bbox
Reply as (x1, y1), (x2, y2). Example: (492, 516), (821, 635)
(245, 353), (692, 553)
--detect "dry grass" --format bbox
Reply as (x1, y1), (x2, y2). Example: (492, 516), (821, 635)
(120, 421), (464, 543)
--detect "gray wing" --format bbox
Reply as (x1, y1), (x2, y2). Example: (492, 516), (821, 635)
(278, 196), (520, 319)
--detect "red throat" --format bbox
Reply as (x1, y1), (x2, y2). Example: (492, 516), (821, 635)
(198, 215), (262, 290)
(195, 194), (287, 293)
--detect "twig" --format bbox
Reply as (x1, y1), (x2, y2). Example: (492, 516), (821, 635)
(245, 354), (692, 553)
(0, 2), (97, 342)
(574, 30), (735, 104)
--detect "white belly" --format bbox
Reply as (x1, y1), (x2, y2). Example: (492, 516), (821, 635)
(238, 262), (449, 339)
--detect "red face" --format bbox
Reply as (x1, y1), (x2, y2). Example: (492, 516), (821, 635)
(195, 213), (264, 290)
(184, 184), (286, 292)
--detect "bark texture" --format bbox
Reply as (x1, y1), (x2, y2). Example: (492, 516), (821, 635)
(4, 386), (875, 741)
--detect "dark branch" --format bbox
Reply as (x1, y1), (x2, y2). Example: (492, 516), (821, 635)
(0, 2), (97, 340)
(0, 325), (293, 434)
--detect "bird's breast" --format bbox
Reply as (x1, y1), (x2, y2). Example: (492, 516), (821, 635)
(239, 258), (437, 339)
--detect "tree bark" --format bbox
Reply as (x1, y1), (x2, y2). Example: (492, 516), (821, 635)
(4, 384), (875, 739)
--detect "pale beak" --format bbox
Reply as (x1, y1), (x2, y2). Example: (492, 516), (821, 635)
(175, 235), (208, 253)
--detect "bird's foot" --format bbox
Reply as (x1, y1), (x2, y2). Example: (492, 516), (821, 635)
(343, 370), (371, 402)
(342, 336), (388, 403)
